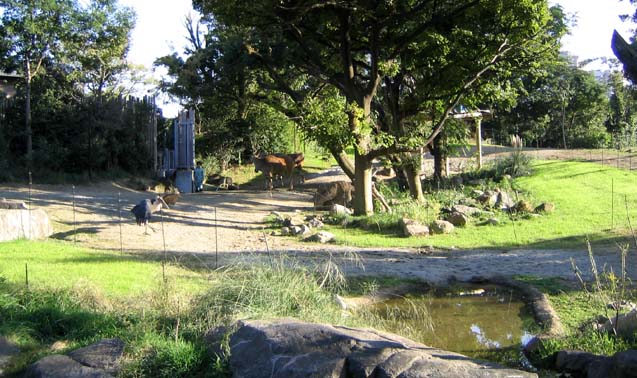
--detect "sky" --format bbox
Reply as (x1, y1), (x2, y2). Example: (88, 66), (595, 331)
(119, 0), (637, 117)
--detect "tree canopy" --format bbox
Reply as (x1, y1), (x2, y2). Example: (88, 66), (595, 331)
(192, 0), (564, 214)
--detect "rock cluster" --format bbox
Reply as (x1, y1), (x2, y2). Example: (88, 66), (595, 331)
(271, 212), (335, 243)
(24, 338), (124, 378)
(211, 319), (537, 378)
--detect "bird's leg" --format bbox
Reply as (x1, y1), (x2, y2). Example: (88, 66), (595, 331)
(147, 224), (158, 233)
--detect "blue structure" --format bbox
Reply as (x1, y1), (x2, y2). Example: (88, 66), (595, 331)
(161, 109), (196, 193)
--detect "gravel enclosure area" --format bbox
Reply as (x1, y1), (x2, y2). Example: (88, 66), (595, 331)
(1, 148), (636, 284)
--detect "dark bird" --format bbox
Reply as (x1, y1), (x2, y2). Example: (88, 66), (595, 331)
(131, 196), (169, 234)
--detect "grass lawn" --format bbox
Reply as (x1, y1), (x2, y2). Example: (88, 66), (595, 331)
(324, 160), (637, 250)
(0, 240), (208, 298)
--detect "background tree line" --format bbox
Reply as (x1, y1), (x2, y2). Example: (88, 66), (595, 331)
(0, 0), (160, 181)
(3, 0), (637, 212)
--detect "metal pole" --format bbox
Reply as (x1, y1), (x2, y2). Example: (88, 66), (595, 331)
(160, 209), (167, 282)
(118, 192), (123, 254)
(28, 171), (32, 240)
(214, 207), (218, 269)
(72, 185), (77, 243)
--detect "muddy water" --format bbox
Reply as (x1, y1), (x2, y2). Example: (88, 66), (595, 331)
(368, 285), (537, 357)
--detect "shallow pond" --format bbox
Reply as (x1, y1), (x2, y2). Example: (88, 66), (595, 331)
(367, 285), (537, 358)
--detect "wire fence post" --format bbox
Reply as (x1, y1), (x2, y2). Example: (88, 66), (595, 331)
(118, 192), (123, 255)
(160, 209), (167, 283)
(28, 171), (32, 240)
(72, 185), (77, 244)
(214, 207), (218, 269)
(610, 179), (615, 230)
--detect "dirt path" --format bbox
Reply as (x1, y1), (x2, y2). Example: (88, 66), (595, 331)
(1, 150), (634, 284)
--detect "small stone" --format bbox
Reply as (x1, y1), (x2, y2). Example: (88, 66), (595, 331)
(330, 204), (352, 215)
(451, 204), (482, 216)
(280, 227), (291, 236)
(304, 231), (335, 244)
(430, 220), (455, 234)
(400, 218), (429, 237)
(308, 218), (324, 229)
(484, 218), (499, 226)
(513, 200), (534, 213)
(535, 202), (555, 213)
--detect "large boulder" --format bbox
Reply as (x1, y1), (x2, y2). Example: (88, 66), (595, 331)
(24, 338), (124, 378)
(0, 337), (19, 376)
(217, 319), (536, 378)
(451, 204), (482, 216)
(445, 212), (469, 227)
(602, 309), (637, 338)
(0, 209), (53, 242)
(314, 181), (355, 209)
(553, 349), (637, 378)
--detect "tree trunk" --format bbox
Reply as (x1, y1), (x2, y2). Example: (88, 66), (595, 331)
(330, 147), (391, 213)
(353, 151), (373, 215)
(431, 133), (447, 179)
(404, 164), (424, 202)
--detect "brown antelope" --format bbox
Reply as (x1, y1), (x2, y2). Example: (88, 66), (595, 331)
(274, 152), (305, 183)
(253, 154), (295, 190)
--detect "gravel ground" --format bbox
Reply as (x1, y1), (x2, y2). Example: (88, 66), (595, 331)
(1, 149), (634, 284)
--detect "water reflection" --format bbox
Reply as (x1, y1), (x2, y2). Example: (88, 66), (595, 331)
(367, 285), (537, 356)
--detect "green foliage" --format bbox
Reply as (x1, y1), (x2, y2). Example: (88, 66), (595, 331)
(486, 57), (610, 149)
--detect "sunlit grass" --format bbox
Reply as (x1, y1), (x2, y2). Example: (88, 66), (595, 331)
(0, 240), (207, 298)
(322, 160), (637, 250)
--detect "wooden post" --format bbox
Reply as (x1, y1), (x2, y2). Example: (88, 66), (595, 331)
(475, 118), (483, 169)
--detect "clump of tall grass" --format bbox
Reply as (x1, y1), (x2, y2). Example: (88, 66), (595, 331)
(493, 135), (533, 178)
(188, 261), (344, 329)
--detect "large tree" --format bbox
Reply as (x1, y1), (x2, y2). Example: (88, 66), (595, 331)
(195, 0), (560, 214)
(0, 0), (79, 163)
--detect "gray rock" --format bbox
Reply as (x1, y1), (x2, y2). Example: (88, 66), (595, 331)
(0, 337), (19, 376)
(602, 309), (637, 337)
(280, 227), (291, 236)
(24, 355), (113, 378)
(330, 204), (353, 216)
(290, 226), (303, 235)
(304, 231), (335, 244)
(555, 350), (604, 374)
(553, 349), (637, 378)
(24, 338), (124, 378)
(0, 209), (53, 242)
(0, 199), (27, 209)
(477, 191), (498, 207)
(67, 338), (124, 374)
(534, 202), (555, 213)
(451, 204), (482, 216)
(430, 220), (455, 234)
(445, 212), (469, 227)
(222, 319), (537, 378)
(399, 218), (429, 237)
(496, 191), (515, 210)
(482, 218), (500, 226)
(308, 218), (324, 229)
